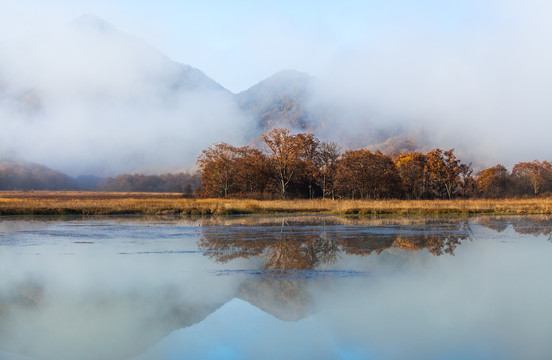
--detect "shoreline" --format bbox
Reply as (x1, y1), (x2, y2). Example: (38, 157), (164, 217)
(0, 191), (551, 216)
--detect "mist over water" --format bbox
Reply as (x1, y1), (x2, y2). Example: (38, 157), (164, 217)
(0, 216), (551, 360)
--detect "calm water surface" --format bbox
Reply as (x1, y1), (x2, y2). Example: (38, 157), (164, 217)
(0, 215), (551, 360)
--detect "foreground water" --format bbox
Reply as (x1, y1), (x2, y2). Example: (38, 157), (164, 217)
(0, 215), (551, 360)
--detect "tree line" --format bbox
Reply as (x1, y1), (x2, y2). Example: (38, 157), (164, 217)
(99, 173), (199, 195)
(196, 128), (552, 199)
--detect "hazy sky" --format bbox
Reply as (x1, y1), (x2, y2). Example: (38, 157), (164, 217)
(0, 0), (500, 92)
(1, 0), (552, 174)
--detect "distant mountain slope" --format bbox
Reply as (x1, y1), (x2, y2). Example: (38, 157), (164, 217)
(236, 70), (318, 132)
(0, 161), (76, 190)
(0, 14), (229, 114)
(235, 70), (420, 151)
(69, 14), (229, 94)
(0, 14), (427, 176)
(0, 14), (246, 176)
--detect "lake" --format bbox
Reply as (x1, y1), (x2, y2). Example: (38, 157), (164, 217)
(0, 215), (551, 360)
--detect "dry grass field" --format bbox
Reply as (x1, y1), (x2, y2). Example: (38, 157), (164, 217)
(0, 191), (551, 216)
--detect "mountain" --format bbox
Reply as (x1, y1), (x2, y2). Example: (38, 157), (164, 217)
(0, 14), (245, 176)
(236, 70), (418, 150)
(365, 133), (424, 155)
(0, 161), (77, 190)
(70, 14), (229, 94)
(237, 70), (318, 132)
(69, 14), (229, 95)
(0, 14), (423, 177)
(0, 14), (228, 114)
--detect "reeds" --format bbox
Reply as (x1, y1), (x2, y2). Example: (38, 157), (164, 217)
(0, 191), (551, 216)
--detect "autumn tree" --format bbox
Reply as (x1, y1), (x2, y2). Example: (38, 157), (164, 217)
(512, 160), (552, 196)
(335, 149), (402, 199)
(235, 146), (271, 196)
(315, 141), (341, 199)
(476, 164), (511, 198)
(295, 132), (320, 198)
(263, 128), (302, 199)
(371, 151), (403, 198)
(335, 150), (369, 199)
(425, 149), (461, 199)
(458, 162), (475, 198)
(197, 143), (241, 197)
(394, 152), (427, 199)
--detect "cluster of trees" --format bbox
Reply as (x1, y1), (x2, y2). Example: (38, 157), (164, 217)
(197, 128), (552, 200)
(476, 161), (552, 198)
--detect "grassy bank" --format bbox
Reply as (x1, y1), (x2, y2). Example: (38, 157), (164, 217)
(0, 191), (551, 216)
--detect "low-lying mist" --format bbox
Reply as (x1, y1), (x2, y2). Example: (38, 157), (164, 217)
(0, 15), (251, 176)
(2, 2), (552, 177)
(311, 1), (552, 166)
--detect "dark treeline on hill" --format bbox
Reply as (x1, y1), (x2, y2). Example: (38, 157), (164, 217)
(0, 161), (78, 190)
(0, 161), (199, 193)
(99, 173), (199, 194)
(196, 128), (552, 200)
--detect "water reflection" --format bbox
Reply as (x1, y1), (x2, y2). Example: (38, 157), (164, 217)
(0, 215), (551, 360)
(238, 278), (312, 321)
(198, 218), (472, 272)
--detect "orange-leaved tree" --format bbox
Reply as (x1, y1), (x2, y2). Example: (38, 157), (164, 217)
(263, 128), (302, 199)
(394, 152), (427, 199)
(476, 164), (511, 198)
(295, 132), (320, 199)
(425, 148), (461, 199)
(197, 143), (241, 197)
(335, 149), (402, 199)
(512, 160), (552, 196)
(234, 146), (271, 196)
(315, 141), (341, 200)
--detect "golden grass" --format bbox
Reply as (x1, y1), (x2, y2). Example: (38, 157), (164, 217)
(0, 191), (551, 216)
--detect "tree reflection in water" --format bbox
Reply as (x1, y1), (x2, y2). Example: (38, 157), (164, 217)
(197, 217), (476, 271)
(477, 215), (552, 241)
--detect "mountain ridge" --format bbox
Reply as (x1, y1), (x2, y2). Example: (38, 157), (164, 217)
(0, 14), (419, 177)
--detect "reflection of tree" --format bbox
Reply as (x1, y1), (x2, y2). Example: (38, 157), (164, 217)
(477, 217), (509, 233)
(511, 217), (552, 237)
(265, 235), (339, 270)
(197, 233), (266, 263)
(198, 229), (340, 270)
(391, 235), (462, 255)
(477, 216), (552, 237)
(198, 221), (472, 270)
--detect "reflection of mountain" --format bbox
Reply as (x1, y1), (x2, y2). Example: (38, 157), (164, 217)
(238, 278), (312, 322)
(0, 215), (551, 360)
(0, 277), (313, 360)
(0, 282), (227, 360)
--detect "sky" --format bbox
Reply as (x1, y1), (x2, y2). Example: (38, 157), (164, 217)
(0, 0), (498, 92)
(1, 0), (552, 174)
